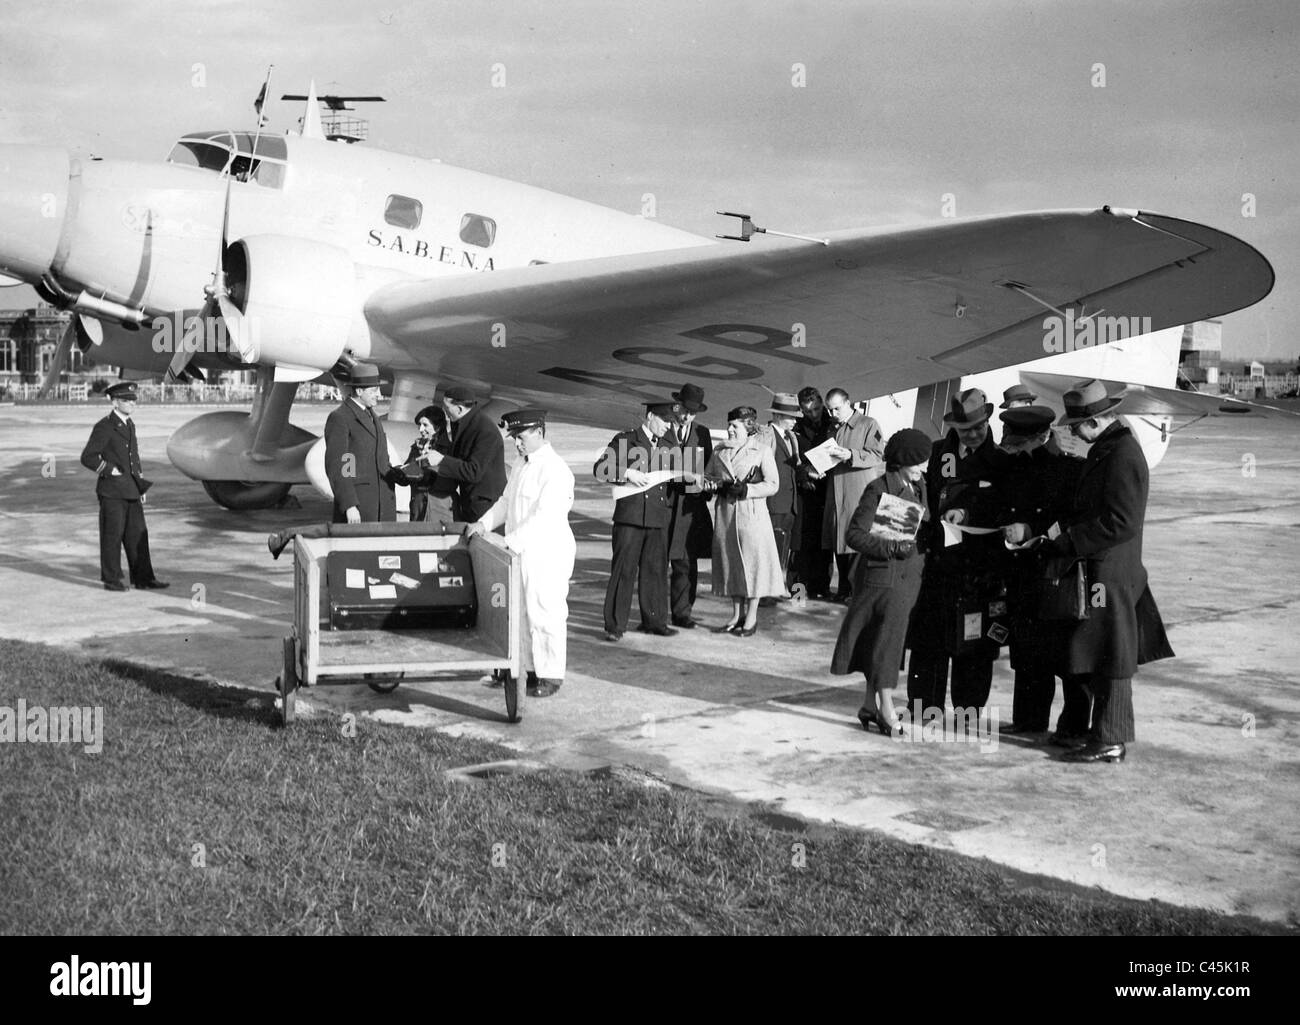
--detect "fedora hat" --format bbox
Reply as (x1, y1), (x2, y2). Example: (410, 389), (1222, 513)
(672, 383), (707, 413)
(1057, 379), (1125, 425)
(942, 388), (993, 427)
(766, 392), (803, 418)
(999, 383), (1039, 408)
(348, 363), (382, 388)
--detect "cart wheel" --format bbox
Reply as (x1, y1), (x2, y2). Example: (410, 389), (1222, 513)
(366, 673), (403, 694)
(504, 672), (522, 724)
(281, 636), (298, 725)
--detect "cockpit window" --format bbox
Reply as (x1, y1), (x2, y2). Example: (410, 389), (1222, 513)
(459, 213), (496, 248)
(166, 131), (288, 188)
(385, 195), (422, 230)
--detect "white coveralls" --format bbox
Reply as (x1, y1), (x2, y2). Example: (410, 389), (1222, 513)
(475, 441), (576, 680)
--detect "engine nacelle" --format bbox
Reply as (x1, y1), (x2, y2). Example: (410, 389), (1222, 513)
(226, 234), (355, 371)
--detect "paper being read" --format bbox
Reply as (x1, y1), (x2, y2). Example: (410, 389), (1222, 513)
(803, 439), (839, 476)
(345, 568), (365, 588)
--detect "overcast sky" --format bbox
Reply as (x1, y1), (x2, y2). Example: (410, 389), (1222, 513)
(2, 0), (1296, 359)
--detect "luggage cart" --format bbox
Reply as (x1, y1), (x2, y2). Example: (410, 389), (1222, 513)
(279, 530), (526, 725)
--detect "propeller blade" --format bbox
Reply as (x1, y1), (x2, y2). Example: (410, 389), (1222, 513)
(37, 318), (78, 398)
(216, 294), (256, 362)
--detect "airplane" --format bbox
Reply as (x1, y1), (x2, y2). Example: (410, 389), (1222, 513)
(0, 85), (1276, 510)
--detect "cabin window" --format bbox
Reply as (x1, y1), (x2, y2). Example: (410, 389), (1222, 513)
(385, 195), (423, 231)
(459, 214), (496, 248)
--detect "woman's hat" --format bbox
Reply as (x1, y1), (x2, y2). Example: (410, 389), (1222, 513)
(766, 393), (803, 418)
(884, 428), (933, 468)
(1057, 379), (1126, 425)
(942, 388), (993, 427)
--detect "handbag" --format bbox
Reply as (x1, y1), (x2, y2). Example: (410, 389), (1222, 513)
(1038, 557), (1088, 621)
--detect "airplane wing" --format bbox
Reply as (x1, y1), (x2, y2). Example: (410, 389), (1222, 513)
(363, 207), (1273, 425)
(1021, 372), (1300, 423)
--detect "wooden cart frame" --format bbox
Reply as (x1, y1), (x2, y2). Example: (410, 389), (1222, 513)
(279, 531), (526, 725)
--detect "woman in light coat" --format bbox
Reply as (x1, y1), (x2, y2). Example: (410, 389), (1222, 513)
(703, 407), (787, 635)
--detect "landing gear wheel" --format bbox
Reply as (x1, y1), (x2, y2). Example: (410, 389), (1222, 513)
(504, 672), (522, 724)
(366, 674), (403, 694)
(202, 480), (293, 510)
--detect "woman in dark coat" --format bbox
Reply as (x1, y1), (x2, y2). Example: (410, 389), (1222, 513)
(831, 429), (932, 736)
(399, 404), (456, 525)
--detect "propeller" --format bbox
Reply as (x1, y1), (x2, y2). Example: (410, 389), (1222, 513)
(36, 315), (102, 398)
(166, 173), (253, 382)
(37, 316), (79, 398)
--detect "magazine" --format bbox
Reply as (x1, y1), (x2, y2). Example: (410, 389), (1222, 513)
(869, 492), (925, 541)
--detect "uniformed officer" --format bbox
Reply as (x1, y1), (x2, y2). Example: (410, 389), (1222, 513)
(323, 363), (400, 523)
(594, 400), (685, 640)
(79, 381), (169, 591)
(994, 405), (1089, 735)
(465, 409), (575, 697)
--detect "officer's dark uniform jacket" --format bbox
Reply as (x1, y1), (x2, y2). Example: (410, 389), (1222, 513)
(992, 435), (1086, 672)
(595, 427), (676, 525)
(80, 411), (151, 499)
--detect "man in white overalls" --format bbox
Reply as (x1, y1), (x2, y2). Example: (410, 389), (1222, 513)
(465, 408), (576, 697)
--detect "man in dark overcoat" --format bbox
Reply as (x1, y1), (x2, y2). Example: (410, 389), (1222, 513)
(792, 386), (834, 599)
(906, 388), (1006, 716)
(762, 393), (803, 602)
(664, 383), (714, 628)
(323, 363), (399, 523)
(594, 400), (685, 640)
(1046, 380), (1174, 763)
(418, 384), (508, 523)
(79, 381), (168, 591)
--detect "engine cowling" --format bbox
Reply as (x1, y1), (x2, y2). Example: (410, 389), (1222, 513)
(225, 235), (356, 372)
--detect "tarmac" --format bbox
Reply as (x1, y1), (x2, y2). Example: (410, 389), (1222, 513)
(1, 400), (1297, 926)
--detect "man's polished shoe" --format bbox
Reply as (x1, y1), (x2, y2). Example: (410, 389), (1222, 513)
(637, 624), (678, 637)
(528, 678), (562, 698)
(1046, 731), (1089, 750)
(603, 630), (624, 642)
(671, 617), (698, 629)
(135, 579), (171, 590)
(103, 581), (128, 592)
(1063, 741), (1126, 763)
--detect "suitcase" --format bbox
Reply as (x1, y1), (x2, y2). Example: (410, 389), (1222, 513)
(941, 574), (1010, 656)
(325, 547), (477, 631)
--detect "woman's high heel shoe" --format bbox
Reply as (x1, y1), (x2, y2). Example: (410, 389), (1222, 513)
(736, 623), (758, 637)
(874, 712), (903, 738)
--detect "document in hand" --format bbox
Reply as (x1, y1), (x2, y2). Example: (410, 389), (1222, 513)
(870, 493), (925, 541)
(804, 439), (840, 476)
(611, 469), (682, 501)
